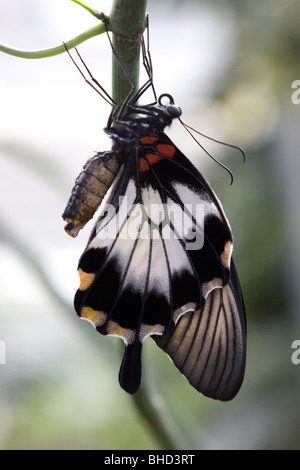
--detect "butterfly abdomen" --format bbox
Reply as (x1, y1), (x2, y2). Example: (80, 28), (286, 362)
(62, 150), (123, 237)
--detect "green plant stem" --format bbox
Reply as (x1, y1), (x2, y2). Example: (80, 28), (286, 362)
(70, 0), (104, 19)
(109, 0), (148, 105)
(133, 386), (181, 450)
(0, 22), (105, 58)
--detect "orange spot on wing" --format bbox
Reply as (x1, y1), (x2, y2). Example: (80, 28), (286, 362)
(156, 143), (176, 158)
(139, 143), (176, 173)
(139, 153), (162, 172)
(141, 136), (158, 144)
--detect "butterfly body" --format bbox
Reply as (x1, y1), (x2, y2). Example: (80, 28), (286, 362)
(63, 96), (246, 400)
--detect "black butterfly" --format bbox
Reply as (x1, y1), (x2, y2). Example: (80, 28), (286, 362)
(62, 28), (246, 401)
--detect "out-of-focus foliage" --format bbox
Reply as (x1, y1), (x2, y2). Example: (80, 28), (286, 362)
(1, 0), (300, 450)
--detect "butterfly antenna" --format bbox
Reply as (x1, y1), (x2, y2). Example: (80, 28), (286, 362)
(180, 119), (247, 163)
(179, 118), (235, 185)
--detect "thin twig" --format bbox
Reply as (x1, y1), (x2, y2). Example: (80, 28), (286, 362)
(0, 22), (105, 59)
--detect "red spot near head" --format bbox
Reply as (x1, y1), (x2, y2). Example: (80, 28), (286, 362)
(156, 144), (176, 158)
(141, 136), (158, 145)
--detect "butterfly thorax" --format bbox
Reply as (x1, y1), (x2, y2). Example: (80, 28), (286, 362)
(105, 97), (182, 145)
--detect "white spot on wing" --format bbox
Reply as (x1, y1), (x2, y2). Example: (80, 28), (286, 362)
(172, 182), (220, 218)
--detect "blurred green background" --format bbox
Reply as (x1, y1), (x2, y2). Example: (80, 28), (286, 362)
(1, 0), (300, 449)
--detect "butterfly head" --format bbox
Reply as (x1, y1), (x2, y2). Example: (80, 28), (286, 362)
(157, 93), (182, 120)
(109, 93), (182, 138)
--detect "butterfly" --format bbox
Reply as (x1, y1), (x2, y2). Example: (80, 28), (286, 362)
(62, 27), (246, 401)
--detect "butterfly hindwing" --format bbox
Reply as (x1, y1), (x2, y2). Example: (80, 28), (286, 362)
(73, 130), (243, 396)
(153, 260), (246, 401)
